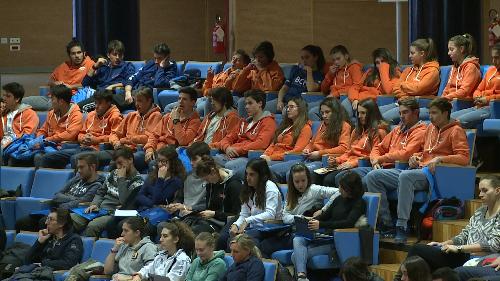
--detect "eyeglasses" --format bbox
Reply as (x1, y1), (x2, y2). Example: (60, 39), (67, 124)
(285, 105), (298, 110)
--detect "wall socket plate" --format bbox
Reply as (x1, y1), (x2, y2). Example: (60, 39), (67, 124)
(10, 44), (20, 51)
(0, 38), (7, 44)
(9, 38), (20, 44)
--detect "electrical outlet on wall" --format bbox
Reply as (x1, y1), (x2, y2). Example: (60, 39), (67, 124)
(0, 38), (7, 44)
(10, 45), (20, 51)
(9, 38), (20, 44)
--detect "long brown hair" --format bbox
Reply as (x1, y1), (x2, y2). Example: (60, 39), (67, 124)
(286, 163), (312, 210)
(273, 97), (309, 146)
(365, 48), (399, 87)
(161, 221), (195, 256)
(240, 158), (273, 209)
(147, 145), (186, 183)
(354, 98), (387, 148)
(319, 97), (350, 146)
(411, 38), (438, 63)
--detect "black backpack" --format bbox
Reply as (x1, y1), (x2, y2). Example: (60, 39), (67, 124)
(418, 197), (464, 240)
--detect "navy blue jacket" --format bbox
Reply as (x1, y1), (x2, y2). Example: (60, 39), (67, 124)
(135, 176), (183, 211)
(126, 60), (177, 89)
(25, 231), (83, 270)
(221, 255), (265, 281)
(82, 61), (136, 90)
(283, 65), (324, 102)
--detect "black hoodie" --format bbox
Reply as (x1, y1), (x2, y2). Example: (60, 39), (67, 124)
(25, 231), (83, 270)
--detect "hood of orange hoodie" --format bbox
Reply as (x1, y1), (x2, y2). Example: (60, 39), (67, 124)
(141, 105), (160, 120)
(246, 110), (275, 123)
(14, 103), (33, 115)
(410, 61), (440, 80)
(58, 103), (81, 120)
(457, 56), (480, 71)
(429, 120), (462, 135)
(98, 104), (120, 120)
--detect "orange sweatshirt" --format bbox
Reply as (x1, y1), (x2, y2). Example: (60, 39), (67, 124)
(77, 105), (123, 150)
(202, 67), (243, 96)
(305, 121), (351, 156)
(37, 103), (83, 143)
(232, 61), (285, 93)
(146, 111), (201, 151)
(347, 63), (401, 101)
(370, 121), (427, 165)
(414, 121), (470, 167)
(1, 104), (39, 141)
(442, 57), (481, 100)
(263, 121), (313, 161)
(320, 61), (363, 98)
(473, 66), (500, 103)
(109, 106), (162, 150)
(51, 56), (95, 92)
(335, 126), (388, 168)
(392, 61), (440, 98)
(193, 110), (240, 146)
(214, 112), (276, 156)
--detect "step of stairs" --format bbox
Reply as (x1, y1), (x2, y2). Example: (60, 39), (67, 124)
(465, 199), (482, 219)
(432, 219), (468, 242)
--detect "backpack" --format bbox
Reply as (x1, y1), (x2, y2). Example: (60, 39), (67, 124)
(419, 197), (464, 240)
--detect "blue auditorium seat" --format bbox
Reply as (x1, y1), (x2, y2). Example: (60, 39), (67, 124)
(184, 61), (223, 79)
(223, 63), (232, 71)
(129, 61), (146, 73)
(483, 100), (500, 134)
(0, 167), (36, 229)
(86, 239), (116, 281)
(157, 89), (178, 109)
(15, 232), (38, 246)
(279, 63), (297, 81)
(37, 111), (48, 128)
(222, 255), (277, 281)
(5, 230), (15, 248)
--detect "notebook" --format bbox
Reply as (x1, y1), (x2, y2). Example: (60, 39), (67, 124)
(294, 216), (333, 240)
(71, 207), (109, 221)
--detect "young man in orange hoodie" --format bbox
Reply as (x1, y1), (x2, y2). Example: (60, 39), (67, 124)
(232, 41), (285, 117)
(144, 87), (201, 163)
(106, 87), (162, 172)
(212, 89), (276, 174)
(41, 90), (123, 168)
(22, 39), (95, 111)
(451, 43), (500, 128)
(368, 98), (469, 244)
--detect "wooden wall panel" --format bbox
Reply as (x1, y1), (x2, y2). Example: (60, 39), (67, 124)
(0, 0), (72, 69)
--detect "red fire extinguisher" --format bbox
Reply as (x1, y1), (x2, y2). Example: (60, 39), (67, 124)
(489, 9), (500, 47)
(212, 15), (225, 54)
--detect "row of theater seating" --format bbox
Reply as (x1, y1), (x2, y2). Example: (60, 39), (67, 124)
(4, 231), (280, 281)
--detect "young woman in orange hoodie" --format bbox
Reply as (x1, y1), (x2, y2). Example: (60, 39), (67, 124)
(319, 98), (388, 187)
(270, 97), (351, 182)
(346, 48), (401, 118)
(380, 38), (440, 124)
(451, 43), (500, 128)
(233, 41), (285, 117)
(309, 45), (363, 120)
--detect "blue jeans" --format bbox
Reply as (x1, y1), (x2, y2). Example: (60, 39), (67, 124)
(451, 106), (491, 129)
(397, 169), (428, 228)
(271, 160), (323, 183)
(292, 236), (335, 274)
(365, 168), (402, 226)
(455, 264), (500, 281)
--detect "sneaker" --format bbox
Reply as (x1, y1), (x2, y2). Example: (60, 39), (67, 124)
(379, 224), (396, 238)
(394, 226), (408, 244)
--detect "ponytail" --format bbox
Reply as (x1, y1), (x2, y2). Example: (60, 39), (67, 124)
(411, 38), (437, 62)
(449, 33), (476, 57)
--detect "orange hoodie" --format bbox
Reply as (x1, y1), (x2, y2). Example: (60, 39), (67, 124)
(321, 61), (363, 98)
(370, 121), (427, 166)
(335, 126), (388, 168)
(347, 63), (401, 101)
(232, 61), (285, 93)
(202, 67), (243, 96)
(193, 110), (240, 146)
(214, 112), (276, 156)
(146, 111), (201, 151)
(263, 121), (313, 161)
(109, 106), (162, 150)
(442, 57), (481, 100)
(37, 103), (83, 143)
(413, 121), (469, 167)
(1, 104), (39, 142)
(473, 66), (500, 103)
(77, 105), (123, 150)
(51, 56), (95, 93)
(393, 61), (440, 98)
(305, 121), (351, 156)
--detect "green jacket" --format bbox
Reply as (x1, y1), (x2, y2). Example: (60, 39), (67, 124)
(185, 250), (226, 281)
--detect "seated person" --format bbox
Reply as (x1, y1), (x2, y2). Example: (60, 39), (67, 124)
(22, 39), (95, 111)
(191, 155), (243, 234)
(268, 45), (325, 113)
(221, 234), (265, 281)
(107, 87), (162, 172)
(346, 48), (401, 118)
(192, 87), (240, 147)
(1, 82), (39, 151)
(318, 98), (388, 186)
(41, 89), (122, 169)
(292, 171), (366, 281)
(368, 98), (470, 244)
(212, 90), (276, 172)
(452, 43), (500, 128)
(394, 256), (432, 281)
(79, 40), (136, 112)
(71, 147), (144, 237)
(381, 38), (440, 124)
(217, 159), (283, 251)
(125, 42), (177, 94)
(16, 153), (104, 232)
(144, 87), (201, 162)
(432, 267), (460, 281)
(455, 254), (500, 281)
(407, 176), (500, 271)
(270, 97), (351, 183)
(186, 232), (227, 281)
(103, 217), (157, 281)
(233, 41), (285, 117)
(340, 257), (384, 281)
(25, 208), (83, 270)
(132, 221), (194, 281)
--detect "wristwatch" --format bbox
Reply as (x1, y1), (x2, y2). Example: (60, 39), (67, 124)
(456, 245), (463, 253)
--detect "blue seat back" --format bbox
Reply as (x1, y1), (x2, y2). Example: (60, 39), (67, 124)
(0, 166), (35, 196)
(399, 64), (412, 72)
(438, 66), (452, 96)
(480, 65), (492, 78)
(176, 61), (185, 74)
(362, 193), (381, 228)
(129, 61), (146, 73)
(279, 63), (296, 81)
(274, 114), (282, 126)
(223, 255), (234, 268)
(37, 111), (48, 129)
(311, 121), (321, 137)
(184, 61), (223, 79)
(15, 232), (38, 246)
(90, 239), (115, 263)
(465, 129), (476, 165)
(278, 184), (288, 200)
(30, 169), (74, 198)
(223, 63), (232, 71)
(81, 237), (95, 262)
(263, 259), (278, 281)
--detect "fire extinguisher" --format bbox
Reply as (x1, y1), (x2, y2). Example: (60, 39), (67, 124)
(212, 15), (225, 54)
(489, 9), (500, 47)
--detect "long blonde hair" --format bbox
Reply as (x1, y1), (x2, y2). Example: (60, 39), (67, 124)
(230, 234), (261, 259)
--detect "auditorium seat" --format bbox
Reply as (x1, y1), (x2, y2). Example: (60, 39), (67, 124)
(0, 166), (36, 229)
